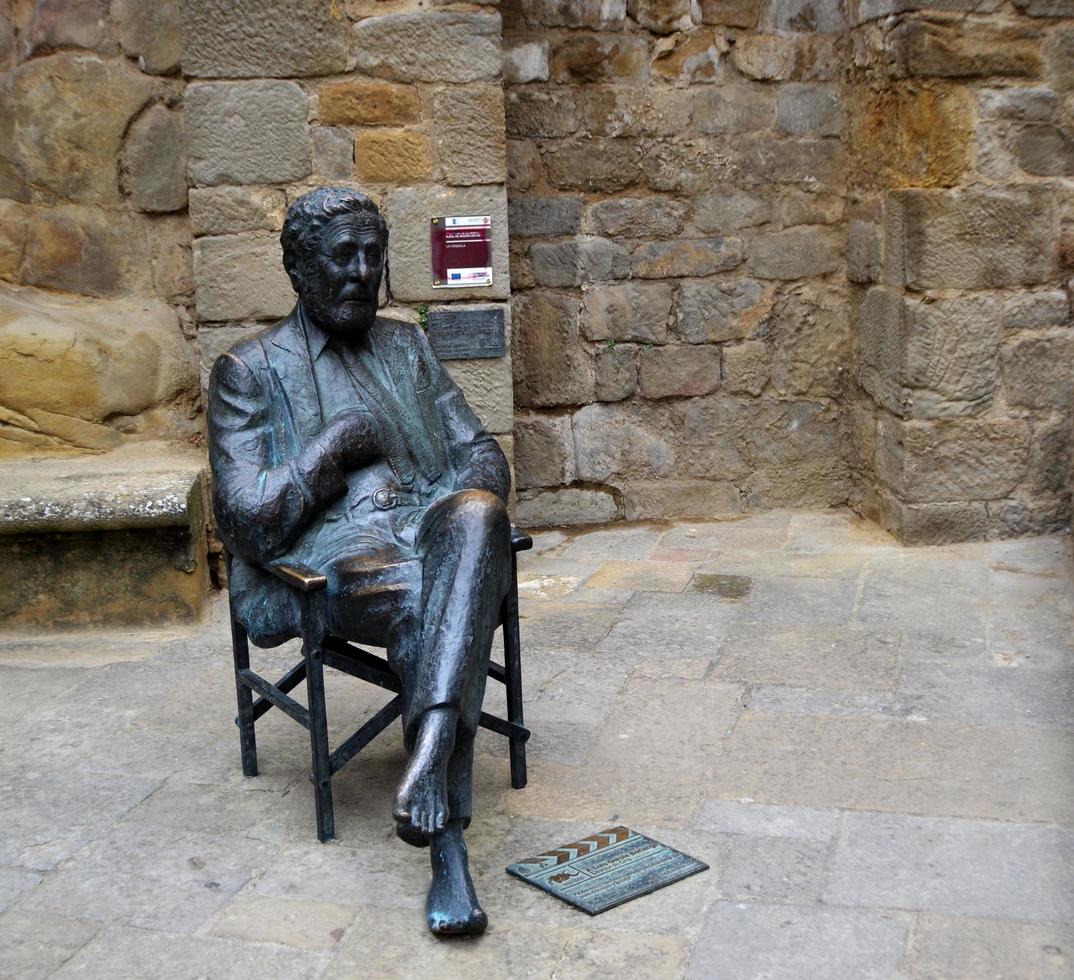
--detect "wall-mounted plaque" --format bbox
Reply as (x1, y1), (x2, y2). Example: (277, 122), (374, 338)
(431, 215), (492, 288)
(426, 307), (505, 360)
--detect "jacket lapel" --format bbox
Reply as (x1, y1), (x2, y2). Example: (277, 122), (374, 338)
(267, 308), (324, 446)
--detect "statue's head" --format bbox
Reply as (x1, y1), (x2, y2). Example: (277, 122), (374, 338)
(281, 187), (388, 339)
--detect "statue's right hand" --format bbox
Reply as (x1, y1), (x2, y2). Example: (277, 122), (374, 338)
(324, 410), (380, 469)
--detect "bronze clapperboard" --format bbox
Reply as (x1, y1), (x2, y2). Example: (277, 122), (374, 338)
(507, 826), (708, 915)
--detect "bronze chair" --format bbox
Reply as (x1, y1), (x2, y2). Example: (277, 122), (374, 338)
(226, 527), (532, 843)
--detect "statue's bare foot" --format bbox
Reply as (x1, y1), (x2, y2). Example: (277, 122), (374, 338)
(393, 707), (455, 843)
(427, 820), (487, 937)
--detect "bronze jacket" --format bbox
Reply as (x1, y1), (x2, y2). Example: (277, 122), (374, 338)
(207, 304), (510, 646)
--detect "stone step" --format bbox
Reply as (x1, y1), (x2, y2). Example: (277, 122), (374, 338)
(0, 443), (209, 628)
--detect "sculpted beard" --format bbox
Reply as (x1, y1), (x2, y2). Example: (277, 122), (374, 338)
(300, 257), (378, 337)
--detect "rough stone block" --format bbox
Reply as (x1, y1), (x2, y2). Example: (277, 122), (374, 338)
(1014, 124), (1074, 176)
(511, 290), (592, 407)
(651, 28), (726, 83)
(444, 358), (513, 434)
(640, 346), (721, 399)
(621, 479), (741, 520)
(777, 83), (843, 136)
(2, 54), (165, 206)
(632, 238), (744, 278)
(504, 41), (550, 83)
(113, 0), (181, 75)
(514, 414), (574, 488)
(193, 234), (295, 322)
(750, 226), (841, 280)
(583, 282), (673, 343)
(1045, 27), (1074, 92)
(354, 12), (502, 83)
(550, 34), (649, 82)
(1003, 289), (1069, 329)
(572, 401), (678, 481)
(583, 197), (688, 238)
(723, 340), (770, 395)
(890, 17), (1042, 79)
(979, 86), (1059, 120)
(884, 187), (1056, 289)
(318, 81), (421, 126)
(356, 129), (431, 184)
(741, 139), (843, 186)
(1014, 0), (1074, 14)
(186, 81), (310, 186)
(542, 138), (642, 192)
(627, 0), (699, 33)
(692, 189), (772, 234)
(181, 0), (347, 77)
(508, 196), (582, 238)
(693, 86), (775, 134)
(674, 278), (773, 343)
(530, 238), (630, 287)
(1001, 333), (1074, 409)
(732, 35), (793, 80)
(120, 104), (187, 213)
(24, 0), (107, 55)
(505, 89), (579, 139)
(311, 127), (354, 181)
(516, 487), (618, 527)
(595, 344), (639, 401)
(847, 219), (881, 283)
(767, 0), (847, 31)
(769, 284), (849, 398)
(579, 86), (694, 138)
(699, 0), (762, 26)
(642, 139), (736, 195)
(188, 187), (287, 237)
(433, 85), (507, 186)
(507, 139), (542, 191)
(386, 184), (509, 301)
(0, 200), (27, 281)
(877, 416), (1030, 502)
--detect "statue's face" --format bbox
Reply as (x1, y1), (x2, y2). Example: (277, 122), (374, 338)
(300, 214), (385, 338)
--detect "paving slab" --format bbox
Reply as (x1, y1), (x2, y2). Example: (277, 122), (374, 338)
(692, 799), (838, 842)
(0, 911), (100, 980)
(597, 591), (744, 661)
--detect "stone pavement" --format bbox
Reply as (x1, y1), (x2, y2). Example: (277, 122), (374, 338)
(1, 509), (1073, 979)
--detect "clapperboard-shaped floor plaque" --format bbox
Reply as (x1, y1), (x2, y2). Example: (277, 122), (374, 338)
(506, 826), (708, 915)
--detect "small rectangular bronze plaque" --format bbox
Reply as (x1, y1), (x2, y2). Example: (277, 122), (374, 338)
(426, 307), (506, 360)
(506, 826), (708, 915)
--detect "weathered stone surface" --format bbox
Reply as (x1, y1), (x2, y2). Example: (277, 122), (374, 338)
(386, 183), (509, 301)
(579, 86), (694, 138)
(640, 346), (721, 399)
(572, 401), (678, 481)
(512, 290), (592, 407)
(770, 284), (849, 398)
(1, 54), (165, 205)
(847, 219), (881, 283)
(0, 200), (27, 281)
(514, 415), (574, 488)
(583, 282), (673, 343)
(516, 487), (618, 526)
(354, 12), (502, 83)
(979, 86), (1059, 120)
(1014, 124), (1074, 176)
(674, 278), (773, 343)
(651, 28), (726, 82)
(643, 139), (737, 194)
(777, 83), (842, 136)
(543, 139), (642, 192)
(780, 191), (843, 227)
(627, 0), (699, 33)
(884, 188), (1056, 289)
(595, 344), (639, 401)
(355, 129), (431, 183)
(193, 234), (295, 322)
(504, 41), (550, 83)
(1001, 333), (1074, 409)
(148, 214), (194, 306)
(186, 81), (310, 186)
(505, 88), (579, 139)
(24, 0), (107, 56)
(311, 127), (354, 181)
(188, 187), (286, 237)
(767, 0), (846, 31)
(319, 81), (420, 127)
(732, 34), (793, 80)
(692, 189), (772, 233)
(909, 916), (1074, 980)
(584, 197), (688, 238)
(622, 479), (741, 520)
(750, 226), (841, 280)
(550, 34), (649, 82)
(112, 0), (180, 74)
(507, 139), (542, 191)
(723, 340), (770, 395)
(433, 85), (507, 186)
(858, 287), (907, 415)
(693, 86), (775, 133)
(1014, 0), (1074, 15)
(180, 0), (347, 77)
(1045, 28), (1074, 93)
(890, 17), (1042, 79)
(120, 104), (186, 213)
(509, 196), (582, 237)
(21, 206), (152, 298)
(525, 0), (627, 28)
(444, 358), (513, 434)
(633, 238), (744, 278)
(877, 416), (1030, 502)
(740, 138), (843, 186)
(1003, 289), (1069, 329)
(0, 284), (198, 457)
(530, 238), (631, 287)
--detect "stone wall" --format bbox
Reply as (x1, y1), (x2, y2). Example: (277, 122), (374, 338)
(504, 0), (854, 525)
(181, 0), (514, 472)
(0, 0), (199, 457)
(844, 0), (1074, 543)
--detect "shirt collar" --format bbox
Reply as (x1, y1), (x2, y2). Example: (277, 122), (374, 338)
(297, 301), (332, 360)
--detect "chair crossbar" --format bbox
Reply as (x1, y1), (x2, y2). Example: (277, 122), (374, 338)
(329, 695), (403, 776)
(249, 661), (307, 723)
(239, 668), (310, 729)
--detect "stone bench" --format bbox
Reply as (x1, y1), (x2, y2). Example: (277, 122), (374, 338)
(0, 443), (209, 628)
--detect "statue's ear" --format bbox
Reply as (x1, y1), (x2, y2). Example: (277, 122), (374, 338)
(286, 264), (304, 294)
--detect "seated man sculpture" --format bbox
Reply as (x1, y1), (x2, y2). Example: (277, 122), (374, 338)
(207, 187), (511, 936)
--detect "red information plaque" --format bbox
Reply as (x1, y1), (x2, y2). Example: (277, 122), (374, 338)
(431, 215), (492, 288)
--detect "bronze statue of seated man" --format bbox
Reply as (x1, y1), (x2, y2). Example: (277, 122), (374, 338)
(207, 187), (511, 936)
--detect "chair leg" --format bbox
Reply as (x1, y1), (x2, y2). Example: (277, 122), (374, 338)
(502, 554), (527, 790)
(304, 636), (335, 843)
(230, 614), (258, 778)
